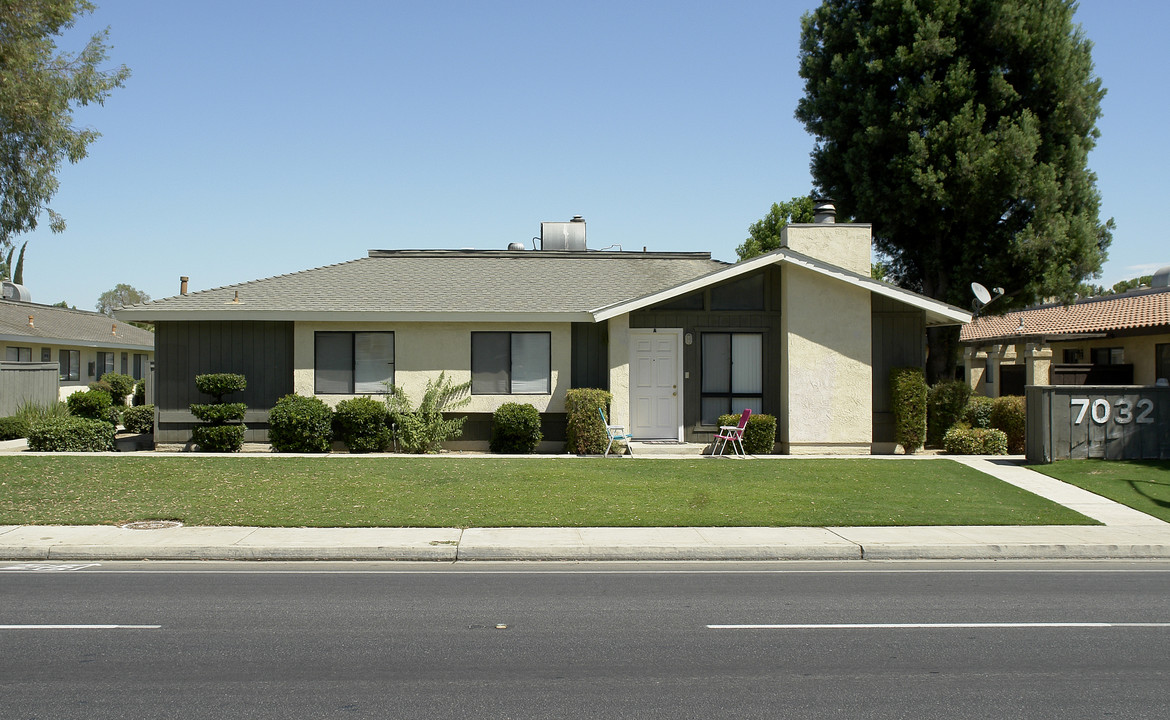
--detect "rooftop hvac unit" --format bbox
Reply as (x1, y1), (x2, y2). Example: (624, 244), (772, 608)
(540, 216), (586, 250)
(1, 281), (31, 302)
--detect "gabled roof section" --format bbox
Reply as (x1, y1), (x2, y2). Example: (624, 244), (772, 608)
(591, 247), (971, 326)
(116, 250), (729, 322)
(961, 286), (1170, 344)
(0, 299), (155, 350)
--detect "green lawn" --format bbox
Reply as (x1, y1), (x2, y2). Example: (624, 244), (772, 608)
(0, 456), (1096, 528)
(1028, 459), (1170, 523)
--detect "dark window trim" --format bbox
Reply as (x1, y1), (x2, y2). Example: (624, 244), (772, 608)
(96, 351), (114, 381)
(314, 331), (395, 394)
(699, 332), (764, 423)
(471, 331), (552, 395)
(59, 349), (80, 381)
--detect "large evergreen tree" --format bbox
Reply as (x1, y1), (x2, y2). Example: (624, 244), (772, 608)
(796, 0), (1111, 381)
(0, 1), (129, 248)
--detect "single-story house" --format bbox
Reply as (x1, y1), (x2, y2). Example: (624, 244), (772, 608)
(960, 267), (1170, 396)
(1, 283), (155, 409)
(117, 215), (970, 453)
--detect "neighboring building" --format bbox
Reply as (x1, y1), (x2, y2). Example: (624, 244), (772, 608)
(117, 216), (970, 453)
(1, 283), (155, 401)
(960, 267), (1170, 396)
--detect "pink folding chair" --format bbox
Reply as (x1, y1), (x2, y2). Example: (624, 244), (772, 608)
(712, 408), (751, 456)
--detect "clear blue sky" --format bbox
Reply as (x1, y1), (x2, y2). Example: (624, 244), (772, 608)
(19, 0), (1170, 310)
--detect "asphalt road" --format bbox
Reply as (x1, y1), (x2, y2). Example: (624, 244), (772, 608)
(2, 561), (1169, 719)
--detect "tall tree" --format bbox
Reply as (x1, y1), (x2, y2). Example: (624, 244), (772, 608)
(96, 283), (149, 316)
(735, 196), (816, 261)
(0, 1), (130, 248)
(796, 0), (1111, 382)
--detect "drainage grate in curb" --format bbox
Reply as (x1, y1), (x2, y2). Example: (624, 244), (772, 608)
(120, 521), (184, 530)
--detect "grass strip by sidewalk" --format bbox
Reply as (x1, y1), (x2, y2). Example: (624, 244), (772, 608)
(1028, 459), (1170, 523)
(0, 456), (1095, 528)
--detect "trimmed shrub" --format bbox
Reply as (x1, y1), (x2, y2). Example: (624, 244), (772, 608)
(991, 395), (1027, 454)
(190, 402), (247, 424)
(943, 425), (1008, 455)
(195, 373), (247, 400)
(66, 388), (114, 422)
(101, 373), (136, 405)
(890, 367), (928, 454)
(27, 417), (116, 452)
(191, 424), (246, 453)
(564, 388), (612, 455)
(133, 380), (146, 406)
(716, 412), (778, 454)
(384, 372), (471, 453)
(490, 402), (543, 454)
(190, 372), (247, 452)
(333, 397), (389, 453)
(927, 380), (972, 448)
(269, 394), (334, 453)
(964, 396), (994, 428)
(122, 405), (155, 434)
(0, 416), (30, 440)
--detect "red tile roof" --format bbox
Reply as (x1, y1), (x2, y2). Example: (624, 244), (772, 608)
(960, 287), (1170, 342)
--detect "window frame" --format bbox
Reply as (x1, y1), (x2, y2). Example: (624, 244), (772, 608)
(96, 351), (114, 380)
(699, 331), (764, 426)
(471, 331), (552, 395)
(5, 346), (32, 362)
(59, 349), (80, 381)
(313, 331), (395, 395)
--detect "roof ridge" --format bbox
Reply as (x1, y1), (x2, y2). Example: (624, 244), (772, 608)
(136, 257), (371, 305)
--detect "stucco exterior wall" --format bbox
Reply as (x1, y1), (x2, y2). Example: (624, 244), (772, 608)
(607, 314), (631, 427)
(0, 341), (154, 401)
(780, 223), (872, 276)
(292, 321), (571, 414)
(781, 264), (873, 454)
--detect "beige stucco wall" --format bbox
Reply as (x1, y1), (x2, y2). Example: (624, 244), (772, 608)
(607, 314), (631, 427)
(292, 321), (571, 413)
(780, 264), (873, 454)
(780, 223), (872, 276)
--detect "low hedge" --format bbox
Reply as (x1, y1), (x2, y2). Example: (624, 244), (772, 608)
(332, 397), (388, 453)
(943, 425), (1008, 455)
(715, 413), (777, 454)
(28, 417), (116, 452)
(990, 395), (1027, 454)
(268, 394), (334, 453)
(565, 388), (612, 455)
(0, 416), (30, 440)
(122, 405), (155, 434)
(490, 402), (543, 454)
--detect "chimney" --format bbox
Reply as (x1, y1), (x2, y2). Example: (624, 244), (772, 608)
(180, 276), (189, 295)
(28, 315), (34, 328)
(813, 198), (836, 223)
(111, 323), (117, 336)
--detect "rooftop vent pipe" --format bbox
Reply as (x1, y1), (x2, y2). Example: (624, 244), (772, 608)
(813, 199), (836, 223)
(180, 276), (189, 295)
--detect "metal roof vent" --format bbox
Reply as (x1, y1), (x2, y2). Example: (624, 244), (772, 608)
(2, 281), (31, 302)
(813, 199), (836, 224)
(1152, 265), (1170, 288)
(507, 242), (526, 251)
(540, 217), (586, 251)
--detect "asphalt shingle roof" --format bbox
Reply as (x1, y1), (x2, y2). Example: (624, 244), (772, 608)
(960, 287), (1170, 342)
(0, 299), (155, 349)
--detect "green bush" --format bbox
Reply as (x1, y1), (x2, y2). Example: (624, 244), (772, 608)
(268, 394), (334, 453)
(191, 424), (246, 453)
(27, 417), (116, 452)
(490, 402), (543, 454)
(133, 380), (146, 406)
(943, 425), (1008, 455)
(384, 372), (471, 453)
(990, 395), (1027, 454)
(101, 373), (136, 405)
(564, 388), (612, 455)
(927, 380), (972, 447)
(890, 367), (928, 454)
(190, 402), (247, 424)
(332, 397), (389, 453)
(0, 416), (30, 440)
(716, 412), (777, 454)
(964, 396), (994, 428)
(194, 373), (247, 401)
(122, 405), (155, 434)
(13, 400), (69, 425)
(66, 388), (114, 422)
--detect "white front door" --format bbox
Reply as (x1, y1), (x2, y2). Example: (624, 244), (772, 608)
(629, 330), (681, 440)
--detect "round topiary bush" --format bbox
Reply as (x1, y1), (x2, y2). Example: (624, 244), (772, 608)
(191, 424), (246, 452)
(0, 416), (30, 440)
(122, 405), (155, 434)
(268, 394), (334, 453)
(490, 402), (543, 454)
(66, 388), (114, 423)
(28, 417), (116, 452)
(194, 373), (247, 400)
(332, 396), (388, 453)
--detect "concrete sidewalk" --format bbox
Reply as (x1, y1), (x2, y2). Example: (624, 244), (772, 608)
(2, 457), (1168, 562)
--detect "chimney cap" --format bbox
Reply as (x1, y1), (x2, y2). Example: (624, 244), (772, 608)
(813, 198), (836, 223)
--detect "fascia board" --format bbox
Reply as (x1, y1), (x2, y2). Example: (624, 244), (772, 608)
(115, 309), (595, 324)
(0, 332), (153, 351)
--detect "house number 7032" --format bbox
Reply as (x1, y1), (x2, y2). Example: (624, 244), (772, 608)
(1070, 398), (1155, 425)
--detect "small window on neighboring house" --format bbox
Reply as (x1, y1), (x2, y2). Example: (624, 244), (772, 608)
(1063, 349), (1084, 364)
(40, 347), (52, 362)
(1157, 344), (1170, 382)
(5, 346), (31, 362)
(96, 352), (114, 380)
(471, 332), (551, 394)
(59, 350), (80, 381)
(700, 332), (763, 425)
(133, 353), (148, 380)
(1091, 347), (1124, 365)
(121, 352), (129, 374)
(314, 332), (394, 394)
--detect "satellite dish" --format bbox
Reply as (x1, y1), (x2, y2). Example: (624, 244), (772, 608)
(971, 282), (992, 305)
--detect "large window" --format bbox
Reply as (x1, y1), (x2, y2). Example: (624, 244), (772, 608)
(96, 351), (114, 380)
(5, 346), (31, 362)
(315, 332), (395, 394)
(59, 350), (80, 381)
(471, 332), (551, 394)
(700, 332), (762, 425)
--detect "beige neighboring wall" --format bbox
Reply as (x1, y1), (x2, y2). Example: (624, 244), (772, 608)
(781, 264), (873, 454)
(292, 321), (571, 413)
(780, 223), (872, 276)
(607, 313), (631, 427)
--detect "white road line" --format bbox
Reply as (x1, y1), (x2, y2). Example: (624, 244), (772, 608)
(708, 622), (1170, 630)
(0, 625), (161, 630)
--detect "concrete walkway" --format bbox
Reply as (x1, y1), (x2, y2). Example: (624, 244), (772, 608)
(2, 456), (1168, 562)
